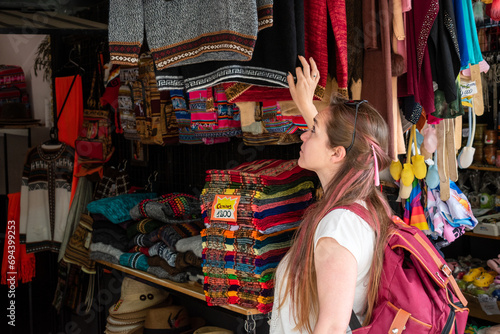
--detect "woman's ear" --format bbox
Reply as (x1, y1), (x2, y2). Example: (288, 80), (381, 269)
(329, 146), (346, 163)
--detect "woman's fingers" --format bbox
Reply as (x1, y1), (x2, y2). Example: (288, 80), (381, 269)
(310, 57), (320, 81)
(298, 55), (311, 79)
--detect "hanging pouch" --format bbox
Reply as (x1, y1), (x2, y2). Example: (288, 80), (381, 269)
(75, 54), (113, 163)
(458, 108), (476, 169)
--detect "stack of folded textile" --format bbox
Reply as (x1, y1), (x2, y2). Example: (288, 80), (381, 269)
(88, 193), (206, 284)
(200, 159), (317, 313)
(124, 193), (205, 283)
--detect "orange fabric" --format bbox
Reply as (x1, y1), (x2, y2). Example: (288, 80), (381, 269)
(55, 75), (83, 148)
(55, 75), (83, 204)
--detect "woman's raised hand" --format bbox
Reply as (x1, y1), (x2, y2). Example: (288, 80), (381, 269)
(287, 56), (321, 129)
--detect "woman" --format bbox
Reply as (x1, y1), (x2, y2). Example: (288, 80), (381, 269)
(269, 56), (396, 333)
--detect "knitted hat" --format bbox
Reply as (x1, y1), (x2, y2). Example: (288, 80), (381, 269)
(109, 277), (169, 315)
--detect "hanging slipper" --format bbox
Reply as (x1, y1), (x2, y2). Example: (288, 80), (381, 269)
(420, 124), (436, 161)
(411, 126), (427, 179)
(470, 64), (484, 116)
(445, 119), (458, 182)
(422, 124), (437, 153)
(458, 107), (476, 169)
(390, 160), (403, 181)
(426, 152), (440, 189)
(401, 126), (415, 187)
(437, 121), (450, 201)
(487, 257), (500, 274)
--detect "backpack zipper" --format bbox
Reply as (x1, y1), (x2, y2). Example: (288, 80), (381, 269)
(442, 305), (456, 333)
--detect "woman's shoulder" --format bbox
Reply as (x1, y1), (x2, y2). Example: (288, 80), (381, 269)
(316, 203), (374, 239)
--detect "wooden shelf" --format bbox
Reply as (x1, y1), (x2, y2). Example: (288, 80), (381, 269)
(465, 293), (500, 323)
(96, 260), (262, 316)
(464, 232), (500, 241)
(467, 164), (500, 172)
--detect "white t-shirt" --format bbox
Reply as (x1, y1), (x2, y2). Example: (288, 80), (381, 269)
(270, 207), (376, 334)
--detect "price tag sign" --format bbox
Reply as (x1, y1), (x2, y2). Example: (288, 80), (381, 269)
(478, 294), (500, 315)
(460, 81), (477, 97)
(211, 195), (241, 222)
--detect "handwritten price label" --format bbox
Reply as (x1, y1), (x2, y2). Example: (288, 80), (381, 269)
(460, 81), (477, 97)
(478, 294), (500, 315)
(211, 195), (241, 222)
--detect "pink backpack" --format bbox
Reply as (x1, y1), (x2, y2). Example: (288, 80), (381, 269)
(338, 204), (469, 334)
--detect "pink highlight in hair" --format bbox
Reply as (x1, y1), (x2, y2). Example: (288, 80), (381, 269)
(371, 145), (380, 186)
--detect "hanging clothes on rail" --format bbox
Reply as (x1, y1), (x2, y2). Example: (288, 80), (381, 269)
(397, 0), (439, 124)
(108, 0), (272, 68)
(155, 0), (303, 96)
(20, 144), (75, 253)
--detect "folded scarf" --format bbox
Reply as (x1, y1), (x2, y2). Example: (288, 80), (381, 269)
(147, 266), (188, 283)
(119, 252), (149, 272)
(126, 218), (165, 240)
(159, 220), (205, 251)
(148, 242), (177, 267)
(175, 235), (203, 258)
(89, 242), (124, 261)
(148, 256), (184, 276)
(89, 251), (120, 265)
(92, 229), (129, 252)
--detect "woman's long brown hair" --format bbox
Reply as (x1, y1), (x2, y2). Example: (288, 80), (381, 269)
(278, 96), (396, 333)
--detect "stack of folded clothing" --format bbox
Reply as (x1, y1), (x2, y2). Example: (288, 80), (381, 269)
(200, 159), (317, 313)
(124, 193), (206, 283)
(88, 192), (206, 284)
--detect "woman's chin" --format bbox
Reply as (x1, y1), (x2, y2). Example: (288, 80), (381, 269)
(298, 156), (305, 169)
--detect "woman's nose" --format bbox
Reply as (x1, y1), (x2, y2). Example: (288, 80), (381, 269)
(300, 130), (310, 141)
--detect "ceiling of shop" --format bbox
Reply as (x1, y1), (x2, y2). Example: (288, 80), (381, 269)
(0, 1), (107, 34)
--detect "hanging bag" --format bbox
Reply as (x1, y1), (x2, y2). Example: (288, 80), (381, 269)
(75, 54), (114, 162)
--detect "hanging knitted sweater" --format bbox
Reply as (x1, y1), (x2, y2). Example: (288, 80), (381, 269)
(20, 144), (74, 253)
(109, 0), (272, 69)
(155, 0), (302, 94)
